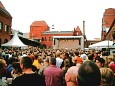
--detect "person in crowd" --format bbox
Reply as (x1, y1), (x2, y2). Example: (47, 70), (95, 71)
(56, 52), (63, 68)
(31, 65), (38, 73)
(38, 56), (50, 76)
(11, 62), (22, 79)
(93, 51), (100, 59)
(32, 54), (39, 68)
(72, 51), (80, 66)
(7, 57), (18, 73)
(108, 55), (114, 67)
(0, 59), (12, 79)
(87, 54), (94, 61)
(62, 59), (70, 75)
(77, 61), (101, 86)
(95, 57), (105, 68)
(80, 51), (87, 61)
(61, 52), (73, 69)
(65, 57), (83, 86)
(37, 57), (44, 70)
(100, 68), (114, 86)
(44, 57), (63, 86)
(62, 59), (70, 86)
(12, 56), (45, 86)
(109, 62), (115, 73)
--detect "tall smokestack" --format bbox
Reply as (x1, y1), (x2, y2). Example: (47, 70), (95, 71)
(83, 20), (85, 36)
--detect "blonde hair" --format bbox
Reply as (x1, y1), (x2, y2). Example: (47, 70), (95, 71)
(100, 68), (114, 86)
(38, 57), (43, 63)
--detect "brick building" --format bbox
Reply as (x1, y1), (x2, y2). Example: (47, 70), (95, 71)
(101, 8), (115, 41)
(30, 21), (83, 48)
(105, 19), (115, 41)
(0, 1), (12, 47)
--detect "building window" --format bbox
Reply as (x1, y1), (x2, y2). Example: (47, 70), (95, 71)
(42, 37), (44, 41)
(54, 39), (55, 45)
(0, 22), (3, 30)
(45, 37), (47, 41)
(5, 25), (9, 32)
(49, 37), (52, 41)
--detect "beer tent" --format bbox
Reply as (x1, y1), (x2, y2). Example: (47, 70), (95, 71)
(2, 31), (27, 48)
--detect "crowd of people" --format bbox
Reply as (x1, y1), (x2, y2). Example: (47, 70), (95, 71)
(0, 47), (115, 86)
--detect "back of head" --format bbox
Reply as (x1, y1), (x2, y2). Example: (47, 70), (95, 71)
(12, 62), (22, 73)
(88, 54), (94, 61)
(100, 68), (114, 86)
(20, 57), (33, 68)
(0, 59), (7, 69)
(38, 57), (43, 63)
(49, 57), (56, 65)
(64, 59), (70, 67)
(78, 61), (101, 86)
(74, 51), (79, 56)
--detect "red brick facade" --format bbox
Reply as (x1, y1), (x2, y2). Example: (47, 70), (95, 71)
(0, 1), (12, 46)
(30, 21), (49, 39)
(101, 8), (115, 41)
(106, 19), (115, 41)
(30, 21), (82, 48)
(41, 32), (73, 47)
(103, 8), (115, 28)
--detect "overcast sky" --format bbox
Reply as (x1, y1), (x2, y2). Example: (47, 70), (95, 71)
(1, 0), (115, 40)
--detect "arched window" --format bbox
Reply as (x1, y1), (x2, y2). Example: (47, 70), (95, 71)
(5, 25), (9, 32)
(4, 38), (8, 43)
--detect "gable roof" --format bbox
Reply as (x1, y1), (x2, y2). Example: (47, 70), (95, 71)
(0, 1), (6, 10)
(2, 31), (27, 47)
(75, 26), (81, 31)
(30, 21), (48, 27)
(0, 1), (11, 16)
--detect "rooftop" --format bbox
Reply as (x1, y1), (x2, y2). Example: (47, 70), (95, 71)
(0, 1), (11, 16)
(30, 20), (49, 27)
(42, 31), (73, 34)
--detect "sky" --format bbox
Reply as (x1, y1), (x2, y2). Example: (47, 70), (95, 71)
(1, 0), (115, 40)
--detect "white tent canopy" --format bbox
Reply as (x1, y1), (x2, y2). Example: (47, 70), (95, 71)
(2, 31), (27, 47)
(89, 40), (113, 49)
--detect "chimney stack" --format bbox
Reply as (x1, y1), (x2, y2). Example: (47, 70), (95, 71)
(83, 20), (85, 36)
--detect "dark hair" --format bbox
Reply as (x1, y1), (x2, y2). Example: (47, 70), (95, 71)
(74, 51), (79, 56)
(34, 54), (38, 59)
(65, 53), (69, 58)
(32, 65), (38, 73)
(21, 57), (33, 68)
(95, 57), (105, 66)
(12, 62), (22, 73)
(49, 57), (56, 65)
(78, 61), (101, 86)
(88, 54), (94, 61)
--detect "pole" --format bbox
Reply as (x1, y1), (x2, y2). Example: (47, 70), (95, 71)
(108, 40), (109, 56)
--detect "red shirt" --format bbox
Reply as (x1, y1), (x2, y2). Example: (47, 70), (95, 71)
(44, 65), (63, 86)
(109, 63), (115, 72)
